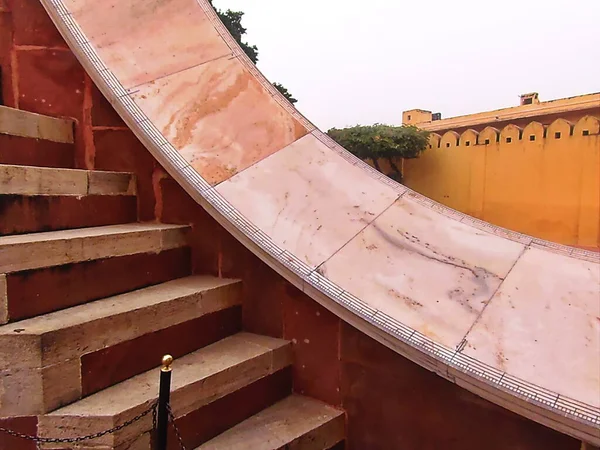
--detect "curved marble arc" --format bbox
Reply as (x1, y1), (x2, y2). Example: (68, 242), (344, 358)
(40, 0), (599, 444)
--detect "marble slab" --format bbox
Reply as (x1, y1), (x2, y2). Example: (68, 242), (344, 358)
(463, 247), (600, 407)
(216, 134), (399, 268)
(322, 197), (526, 348)
(131, 56), (307, 185)
(64, 0), (231, 89)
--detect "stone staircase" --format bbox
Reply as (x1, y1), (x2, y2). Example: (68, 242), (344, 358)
(0, 105), (345, 449)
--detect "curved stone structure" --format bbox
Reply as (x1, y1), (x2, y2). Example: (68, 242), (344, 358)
(39, 0), (599, 444)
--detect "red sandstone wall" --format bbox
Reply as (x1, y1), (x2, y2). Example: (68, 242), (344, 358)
(0, 1), (581, 449)
(0, 0), (158, 221)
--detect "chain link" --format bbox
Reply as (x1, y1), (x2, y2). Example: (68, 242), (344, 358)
(0, 402), (157, 444)
(153, 401), (158, 433)
(0, 398), (187, 448)
(167, 404), (188, 450)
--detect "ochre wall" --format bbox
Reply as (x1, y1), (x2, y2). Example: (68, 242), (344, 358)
(403, 118), (600, 249)
(0, 1), (583, 449)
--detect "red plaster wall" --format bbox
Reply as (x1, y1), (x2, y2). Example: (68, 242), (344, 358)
(0, 1), (582, 448)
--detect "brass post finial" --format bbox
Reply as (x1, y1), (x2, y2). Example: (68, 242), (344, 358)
(161, 354), (173, 372)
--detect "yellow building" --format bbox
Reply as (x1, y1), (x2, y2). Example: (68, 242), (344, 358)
(401, 93), (600, 249)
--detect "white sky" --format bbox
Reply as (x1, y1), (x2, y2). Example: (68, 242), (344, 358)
(213, 0), (600, 131)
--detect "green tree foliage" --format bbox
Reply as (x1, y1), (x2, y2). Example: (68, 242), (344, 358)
(209, 1), (296, 104)
(213, 6), (259, 64)
(272, 82), (297, 104)
(327, 124), (430, 181)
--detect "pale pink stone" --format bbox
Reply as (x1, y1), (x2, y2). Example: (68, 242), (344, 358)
(322, 196), (525, 348)
(131, 56), (307, 185)
(463, 247), (600, 407)
(64, 0), (231, 89)
(217, 134), (399, 268)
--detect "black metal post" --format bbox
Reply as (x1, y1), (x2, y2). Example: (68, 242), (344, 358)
(156, 355), (173, 450)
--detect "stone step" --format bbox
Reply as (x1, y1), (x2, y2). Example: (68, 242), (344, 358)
(0, 106), (74, 144)
(0, 164), (136, 196)
(0, 275), (243, 415)
(38, 333), (293, 449)
(165, 367), (292, 449)
(0, 194), (137, 236)
(1, 247), (192, 324)
(0, 222), (189, 273)
(196, 395), (345, 450)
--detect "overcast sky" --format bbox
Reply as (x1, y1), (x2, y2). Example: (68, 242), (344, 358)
(213, 0), (600, 131)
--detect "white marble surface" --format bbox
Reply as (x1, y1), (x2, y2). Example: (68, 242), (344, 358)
(322, 196), (526, 348)
(463, 247), (600, 407)
(216, 134), (399, 268)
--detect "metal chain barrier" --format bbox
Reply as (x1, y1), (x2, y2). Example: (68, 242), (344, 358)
(0, 402), (157, 444)
(167, 404), (188, 450)
(0, 354), (179, 449)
